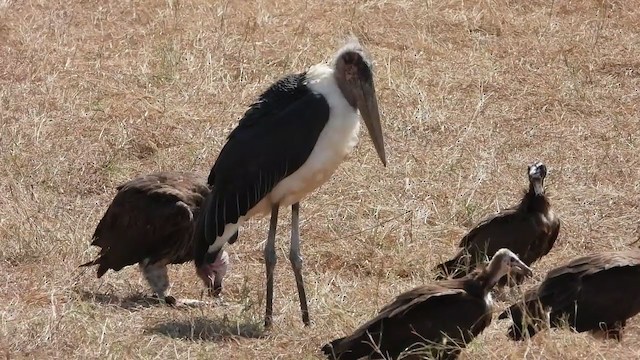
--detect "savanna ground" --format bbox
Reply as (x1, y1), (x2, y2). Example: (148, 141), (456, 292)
(1, 0), (639, 358)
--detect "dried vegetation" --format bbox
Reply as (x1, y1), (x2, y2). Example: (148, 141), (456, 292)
(0, 0), (639, 358)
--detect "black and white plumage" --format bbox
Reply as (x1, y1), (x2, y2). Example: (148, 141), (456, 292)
(435, 162), (560, 284)
(194, 39), (386, 327)
(500, 250), (640, 341)
(321, 249), (533, 360)
(80, 172), (230, 306)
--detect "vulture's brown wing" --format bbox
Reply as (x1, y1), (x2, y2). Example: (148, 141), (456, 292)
(538, 251), (640, 303)
(85, 172), (208, 276)
(540, 216), (560, 257)
(456, 208), (536, 260)
(518, 213), (561, 267)
(546, 251), (640, 280)
(331, 283), (489, 358)
(536, 251), (640, 332)
(382, 284), (463, 318)
(346, 283), (467, 342)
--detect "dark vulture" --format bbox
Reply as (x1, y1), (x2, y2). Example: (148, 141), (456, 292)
(80, 171), (231, 306)
(434, 162), (559, 284)
(500, 249), (640, 341)
(322, 248), (533, 360)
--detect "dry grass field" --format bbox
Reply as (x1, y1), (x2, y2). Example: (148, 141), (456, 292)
(1, 0), (639, 358)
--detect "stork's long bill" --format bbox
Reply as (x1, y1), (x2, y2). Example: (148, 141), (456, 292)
(357, 78), (386, 167)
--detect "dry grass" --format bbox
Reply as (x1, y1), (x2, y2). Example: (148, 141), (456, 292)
(1, 0), (639, 358)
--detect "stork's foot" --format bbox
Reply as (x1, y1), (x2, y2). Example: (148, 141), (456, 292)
(153, 294), (218, 308)
(148, 293), (176, 306)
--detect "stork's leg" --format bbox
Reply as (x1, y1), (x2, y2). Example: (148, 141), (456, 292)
(264, 204), (279, 328)
(139, 262), (176, 306)
(290, 202), (310, 326)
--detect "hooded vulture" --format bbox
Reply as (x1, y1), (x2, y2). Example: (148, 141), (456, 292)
(500, 249), (640, 341)
(322, 249), (533, 360)
(434, 162), (559, 284)
(80, 171), (231, 306)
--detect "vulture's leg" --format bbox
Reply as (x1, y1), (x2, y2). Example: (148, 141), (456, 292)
(140, 263), (175, 306)
(591, 320), (624, 341)
(289, 202), (310, 326)
(604, 321), (625, 341)
(264, 204), (279, 328)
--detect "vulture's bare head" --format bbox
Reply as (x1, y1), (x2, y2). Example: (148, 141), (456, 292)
(195, 250), (229, 297)
(528, 162), (548, 196)
(332, 38), (386, 167)
(488, 248), (533, 282)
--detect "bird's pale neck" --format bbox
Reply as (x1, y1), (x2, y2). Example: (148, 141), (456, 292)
(468, 260), (506, 295)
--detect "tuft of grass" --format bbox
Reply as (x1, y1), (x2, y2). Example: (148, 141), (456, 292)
(1, 0), (639, 359)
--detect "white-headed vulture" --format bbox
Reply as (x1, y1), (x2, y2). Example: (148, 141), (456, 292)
(435, 162), (559, 285)
(323, 249), (533, 360)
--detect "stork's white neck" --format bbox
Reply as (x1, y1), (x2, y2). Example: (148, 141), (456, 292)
(261, 63), (361, 208)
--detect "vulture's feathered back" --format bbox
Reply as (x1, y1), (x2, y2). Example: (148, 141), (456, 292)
(500, 249), (640, 341)
(80, 171), (230, 304)
(322, 249), (532, 360)
(435, 162), (559, 284)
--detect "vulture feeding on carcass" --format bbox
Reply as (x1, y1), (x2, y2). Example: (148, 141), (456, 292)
(322, 248), (533, 360)
(80, 171), (231, 306)
(434, 162), (559, 285)
(500, 249), (640, 341)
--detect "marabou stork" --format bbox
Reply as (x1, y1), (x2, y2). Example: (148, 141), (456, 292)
(194, 38), (386, 327)
(81, 171), (230, 306)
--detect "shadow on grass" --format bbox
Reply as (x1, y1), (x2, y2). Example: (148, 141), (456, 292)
(78, 290), (164, 311)
(145, 316), (265, 341)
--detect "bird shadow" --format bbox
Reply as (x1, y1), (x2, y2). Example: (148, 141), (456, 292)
(145, 316), (265, 341)
(78, 290), (166, 311)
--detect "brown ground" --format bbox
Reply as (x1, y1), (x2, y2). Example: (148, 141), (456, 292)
(1, 0), (639, 359)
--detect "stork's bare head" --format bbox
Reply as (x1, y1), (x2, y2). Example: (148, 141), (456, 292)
(333, 38), (386, 167)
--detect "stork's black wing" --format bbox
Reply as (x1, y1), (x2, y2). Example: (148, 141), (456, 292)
(195, 73), (331, 263)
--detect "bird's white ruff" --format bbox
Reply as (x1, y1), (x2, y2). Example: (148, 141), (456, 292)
(208, 63), (361, 255)
(485, 292), (493, 307)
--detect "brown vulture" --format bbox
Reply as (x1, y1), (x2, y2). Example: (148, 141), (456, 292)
(434, 162), (559, 284)
(322, 248), (533, 360)
(80, 171), (232, 306)
(499, 249), (640, 341)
